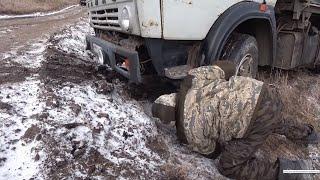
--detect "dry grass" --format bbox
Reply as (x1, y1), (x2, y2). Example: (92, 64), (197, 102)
(0, 0), (78, 15)
(257, 68), (320, 179)
(257, 68), (320, 131)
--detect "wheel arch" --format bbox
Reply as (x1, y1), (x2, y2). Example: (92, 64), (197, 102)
(203, 1), (277, 66)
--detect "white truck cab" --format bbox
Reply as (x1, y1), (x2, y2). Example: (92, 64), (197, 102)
(86, 0), (320, 83)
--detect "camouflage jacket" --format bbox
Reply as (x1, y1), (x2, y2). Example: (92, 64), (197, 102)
(180, 66), (264, 155)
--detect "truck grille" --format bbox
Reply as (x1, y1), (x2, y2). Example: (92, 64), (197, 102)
(90, 7), (121, 31)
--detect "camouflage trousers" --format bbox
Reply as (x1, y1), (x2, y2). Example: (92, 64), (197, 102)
(217, 86), (312, 180)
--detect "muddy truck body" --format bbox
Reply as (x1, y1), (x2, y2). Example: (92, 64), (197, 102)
(85, 0), (320, 83)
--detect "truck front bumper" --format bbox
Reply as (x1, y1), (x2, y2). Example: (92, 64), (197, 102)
(86, 35), (141, 83)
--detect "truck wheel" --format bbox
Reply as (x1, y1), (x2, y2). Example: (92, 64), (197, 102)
(221, 33), (258, 78)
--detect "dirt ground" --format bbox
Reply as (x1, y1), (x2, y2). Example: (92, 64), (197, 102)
(0, 6), (320, 180)
(0, 0), (78, 15)
(0, 6), (84, 53)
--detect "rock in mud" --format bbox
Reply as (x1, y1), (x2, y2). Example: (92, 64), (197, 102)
(22, 125), (41, 142)
(36, 134), (42, 141)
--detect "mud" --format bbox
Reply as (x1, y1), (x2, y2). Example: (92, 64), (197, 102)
(0, 59), (33, 84)
(22, 124), (41, 142)
(1, 9), (320, 179)
(28, 25), (174, 179)
(0, 6), (86, 52)
(41, 47), (99, 85)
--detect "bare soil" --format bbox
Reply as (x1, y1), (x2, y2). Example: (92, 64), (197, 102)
(0, 0), (78, 15)
(0, 6), (86, 52)
(0, 6), (320, 179)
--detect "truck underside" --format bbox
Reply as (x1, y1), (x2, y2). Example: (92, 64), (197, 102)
(275, 0), (320, 69)
(86, 0), (320, 84)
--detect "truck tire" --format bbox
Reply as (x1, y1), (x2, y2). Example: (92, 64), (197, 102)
(176, 34), (259, 145)
(221, 33), (259, 78)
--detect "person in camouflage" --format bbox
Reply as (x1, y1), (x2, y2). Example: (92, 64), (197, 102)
(152, 63), (319, 180)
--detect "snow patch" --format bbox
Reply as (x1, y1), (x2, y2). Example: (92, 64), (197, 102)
(52, 20), (94, 59)
(0, 79), (45, 180)
(4, 40), (49, 68)
(45, 83), (164, 171)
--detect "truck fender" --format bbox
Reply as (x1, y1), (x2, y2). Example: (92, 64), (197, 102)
(203, 1), (277, 66)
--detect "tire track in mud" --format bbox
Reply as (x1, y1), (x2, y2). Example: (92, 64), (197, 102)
(0, 38), (49, 179)
(38, 21), (226, 179)
(0, 19), (229, 179)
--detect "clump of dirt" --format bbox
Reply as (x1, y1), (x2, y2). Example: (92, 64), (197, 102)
(94, 80), (114, 94)
(146, 136), (170, 160)
(161, 163), (189, 180)
(40, 46), (121, 89)
(40, 47), (98, 85)
(22, 124), (41, 142)
(0, 59), (33, 85)
(0, 101), (12, 111)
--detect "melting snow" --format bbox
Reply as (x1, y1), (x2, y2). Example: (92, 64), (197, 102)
(0, 79), (45, 180)
(52, 20), (94, 59)
(0, 19), (226, 179)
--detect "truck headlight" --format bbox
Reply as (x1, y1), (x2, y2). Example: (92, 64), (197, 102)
(120, 7), (131, 31)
